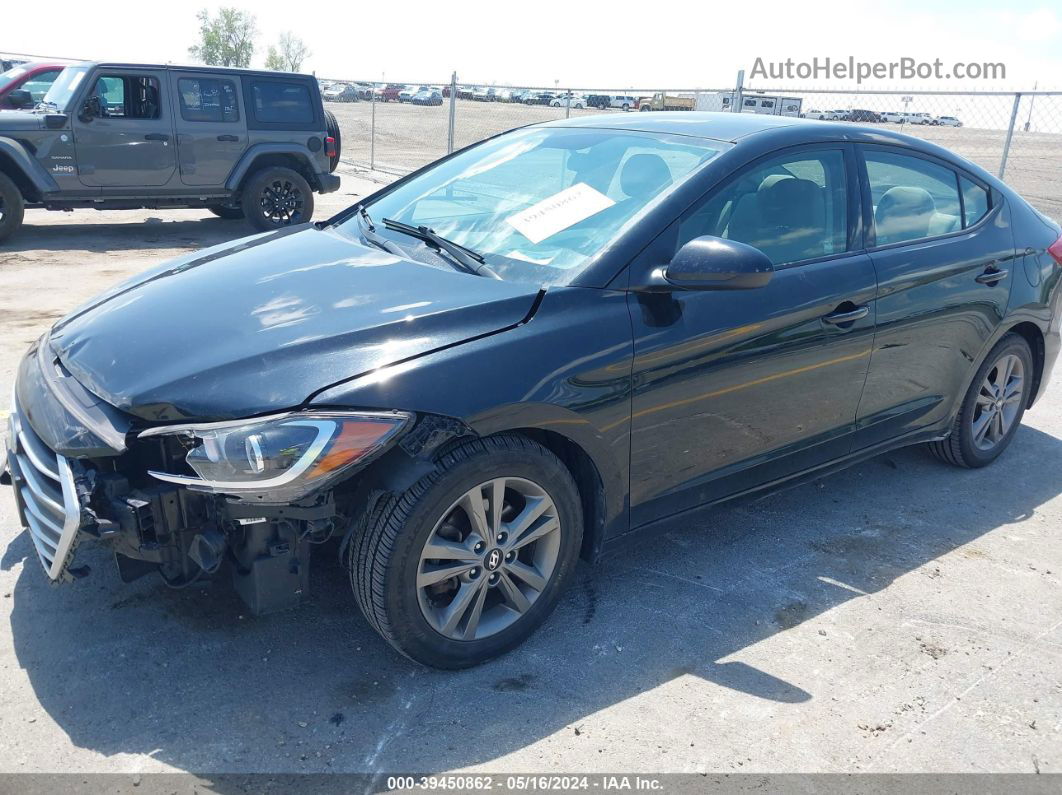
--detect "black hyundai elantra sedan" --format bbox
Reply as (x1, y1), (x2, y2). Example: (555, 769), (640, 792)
(5, 112), (1061, 668)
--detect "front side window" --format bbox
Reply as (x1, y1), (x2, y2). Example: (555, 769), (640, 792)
(345, 127), (726, 285)
(677, 149), (848, 267)
(179, 77), (239, 123)
(865, 150), (961, 246)
(250, 80), (313, 123)
(90, 75), (162, 119)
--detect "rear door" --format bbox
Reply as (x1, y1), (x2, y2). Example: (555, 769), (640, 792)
(171, 71), (247, 187)
(72, 68), (176, 187)
(852, 145), (1015, 447)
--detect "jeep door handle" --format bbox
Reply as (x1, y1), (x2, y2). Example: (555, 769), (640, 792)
(822, 305), (870, 326)
(216, 134), (239, 142)
(974, 265), (1008, 285)
(144, 133), (169, 142)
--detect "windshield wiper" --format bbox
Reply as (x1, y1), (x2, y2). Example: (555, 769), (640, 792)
(382, 218), (501, 279)
(353, 205), (404, 256)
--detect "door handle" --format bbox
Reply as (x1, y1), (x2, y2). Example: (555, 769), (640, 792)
(974, 265), (1008, 285)
(144, 133), (169, 142)
(216, 134), (239, 142)
(822, 305), (870, 325)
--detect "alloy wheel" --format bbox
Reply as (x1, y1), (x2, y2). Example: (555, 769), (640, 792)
(259, 179), (305, 225)
(971, 353), (1024, 451)
(417, 477), (561, 641)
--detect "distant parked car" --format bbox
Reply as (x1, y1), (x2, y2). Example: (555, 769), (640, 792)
(935, 115), (963, 127)
(323, 83), (359, 103)
(472, 87), (497, 102)
(0, 62), (66, 110)
(909, 112), (935, 125)
(881, 111), (905, 123)
(412, 88), (443, 106)
(802, 109), (829, 120)
(459, 86), (476, 100)
(846, 108), (881, 123)
(550, 93), (586, 109)
(375, 84), (405, 102)
(494, 88), (513, 103)
(526, 92), (556, 106)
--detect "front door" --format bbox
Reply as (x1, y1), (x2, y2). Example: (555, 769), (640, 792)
(852, 146), (1015, 447)
(170, 72), (247, 187)
(72, 69), (176, 187)
(627, 146), (877, 527)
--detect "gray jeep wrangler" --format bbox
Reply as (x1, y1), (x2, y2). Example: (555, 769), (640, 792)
(0, 62), (342, 241)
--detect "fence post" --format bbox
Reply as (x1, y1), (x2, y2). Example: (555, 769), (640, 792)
(370, 80), (376, 170)
(565, 89), (571, 119)
(447, 71), (458, 154)
(733, 69), (745, 113)
(999, 92), (1022, 179)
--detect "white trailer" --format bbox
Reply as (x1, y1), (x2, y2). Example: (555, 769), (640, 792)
(694, 91), (802, 117)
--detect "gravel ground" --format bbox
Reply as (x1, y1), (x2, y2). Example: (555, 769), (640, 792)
(329, 100), (1062, 221)
(0, 163), (1061, 777)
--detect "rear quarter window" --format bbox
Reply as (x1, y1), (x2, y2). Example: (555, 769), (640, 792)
(250, 80), (314, 124)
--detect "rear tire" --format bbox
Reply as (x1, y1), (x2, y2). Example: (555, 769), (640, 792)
(243, 166), (314, 232)
(927, 333), (1033, 468)
(0, 171), (25, 243)
(324, 109), (342, 173)
(207, 205), (244, 220)
(349, 434), (583, 669)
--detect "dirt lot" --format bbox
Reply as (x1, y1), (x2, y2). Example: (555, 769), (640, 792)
(1, 164), (1061, 777)
(329, 99), (1062, 221)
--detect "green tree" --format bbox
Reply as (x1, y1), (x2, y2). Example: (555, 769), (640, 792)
(264, 32), (311, 72)
(188, 8), (257, 68)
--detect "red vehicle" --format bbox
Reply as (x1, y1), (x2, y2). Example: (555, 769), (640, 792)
(373, 83), (406, 102)
(0, 62), (66, 109)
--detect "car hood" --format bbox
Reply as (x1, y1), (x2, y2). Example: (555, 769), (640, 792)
(49, 225), (542, 423)
(0, 110), (42, 128)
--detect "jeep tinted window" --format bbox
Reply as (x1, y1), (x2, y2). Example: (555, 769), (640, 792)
(251, 81), (313, 123)
(179, 77), (239, 123)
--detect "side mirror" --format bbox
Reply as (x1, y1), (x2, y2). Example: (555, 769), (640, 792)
(7, 89), (33, 109)
(79, 95), (102, 123)
(657, 235), (774, 291)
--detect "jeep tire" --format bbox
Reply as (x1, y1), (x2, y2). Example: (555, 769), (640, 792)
(208, 205), (245, 220)
(0, 172), (25, 243)
(243, 166), (314, 232)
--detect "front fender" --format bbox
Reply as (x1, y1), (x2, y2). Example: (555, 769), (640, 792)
(0, 135), (59, 196)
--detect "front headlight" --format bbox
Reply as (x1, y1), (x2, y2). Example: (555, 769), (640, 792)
(140, 411), (411, 501)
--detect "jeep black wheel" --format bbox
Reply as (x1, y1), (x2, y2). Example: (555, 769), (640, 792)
(324, 109), (342, 173)
(244, 167), (314, 232)
(349, 434), (583, 669)
(207, 205), (244, 220)
(0, 171), (25, 243)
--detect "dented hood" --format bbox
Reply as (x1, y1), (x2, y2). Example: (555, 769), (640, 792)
(49, 225), (541, 422)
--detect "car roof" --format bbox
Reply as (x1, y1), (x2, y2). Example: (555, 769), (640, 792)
(64, 61), (315, 80)
(541, 111), (812, 142)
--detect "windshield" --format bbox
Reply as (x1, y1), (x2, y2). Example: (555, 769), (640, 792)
(42, 65), (90, 110)
(342, 126), (725, 285)
(0, 66), (28, 92)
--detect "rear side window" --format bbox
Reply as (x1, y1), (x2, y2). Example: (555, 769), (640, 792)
(250, 80), (313, 123)
(960, 176), (990, 227)
(678, 149), (848, 266)
(865, 151), (962, 246)
(178, 77), (239, 123)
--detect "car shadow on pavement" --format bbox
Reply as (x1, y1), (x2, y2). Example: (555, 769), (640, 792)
(5, 425), (1062, 774)
(2, 216), (250, 254)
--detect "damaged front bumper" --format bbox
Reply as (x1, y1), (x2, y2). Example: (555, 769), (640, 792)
(3, 338), (340, 613)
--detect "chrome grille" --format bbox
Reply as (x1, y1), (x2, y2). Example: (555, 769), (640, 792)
(7, 399), (82, 580)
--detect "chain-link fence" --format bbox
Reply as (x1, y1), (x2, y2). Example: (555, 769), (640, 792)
(319, 75), (1062, 220)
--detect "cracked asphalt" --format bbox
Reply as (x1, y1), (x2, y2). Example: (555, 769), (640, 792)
(0, 166), (1059, 776)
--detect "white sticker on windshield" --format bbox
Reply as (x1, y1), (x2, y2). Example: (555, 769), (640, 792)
(506, 183), (615, 245)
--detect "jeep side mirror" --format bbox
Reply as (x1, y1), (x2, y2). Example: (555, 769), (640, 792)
(7, 89), (33, 109)
(79, 95), (102, 123)
(647, 235), (774, 292)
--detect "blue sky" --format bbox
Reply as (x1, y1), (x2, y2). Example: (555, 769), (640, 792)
(4, 0), (1059, 89)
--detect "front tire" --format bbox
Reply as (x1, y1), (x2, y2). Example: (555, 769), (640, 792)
(350, 435), (583, 669)
(927, 333), (1033, 468)
(243, 166), (314, 232)
(0, 171), (25, 243)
